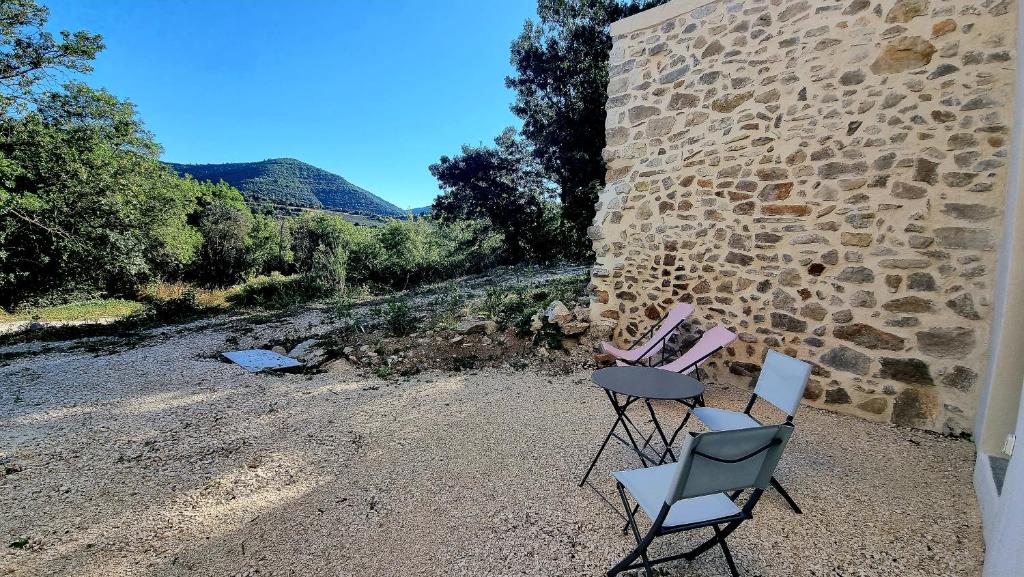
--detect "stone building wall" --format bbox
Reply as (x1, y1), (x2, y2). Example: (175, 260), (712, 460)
(590, 0), (1018, 433)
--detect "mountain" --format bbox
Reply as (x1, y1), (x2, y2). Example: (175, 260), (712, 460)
(410, 206), (432, 216)
(166, 158), (405, 217)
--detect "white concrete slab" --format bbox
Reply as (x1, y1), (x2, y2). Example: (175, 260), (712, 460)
(222, 349), (303, 372)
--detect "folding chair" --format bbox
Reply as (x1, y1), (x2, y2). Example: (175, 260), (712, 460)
(691, 350), (811, 514)
(632, 325), (737, 379)
(601, 303), (695, 366)
(609, 424), (794, 577)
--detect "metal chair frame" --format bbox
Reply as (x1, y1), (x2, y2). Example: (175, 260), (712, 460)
(609, 430), (790, 577)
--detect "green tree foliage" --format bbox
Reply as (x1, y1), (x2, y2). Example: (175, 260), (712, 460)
(0, 0), (104, 115)
(429, 127), (558, 264)
(0, 83), (198, 306)
(506, 0), (668, 260)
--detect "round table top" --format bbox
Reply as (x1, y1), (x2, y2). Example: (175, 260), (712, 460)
(592, 366), (704, 400)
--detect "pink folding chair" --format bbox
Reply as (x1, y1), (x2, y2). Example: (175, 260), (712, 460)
(601, 303), (695, 366)
(650, 325), (738, 377)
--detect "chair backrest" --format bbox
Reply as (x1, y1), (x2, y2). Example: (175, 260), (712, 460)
(665, 425), (793, 504)
(752, 350), (812, 417)
(637, 302), (695, 355)
(660, 325), (737, 373)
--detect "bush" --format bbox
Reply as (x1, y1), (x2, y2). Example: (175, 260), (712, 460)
(382, 297), (418, 337)
(227, 274), (317, 309)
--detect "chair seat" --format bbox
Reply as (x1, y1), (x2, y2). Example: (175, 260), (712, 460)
(692, 407), (760, 431)
(602, 341), (646, 363)
(612, 464), (741, 528)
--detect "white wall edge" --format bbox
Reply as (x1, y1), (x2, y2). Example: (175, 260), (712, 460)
(610, 0), (720, 36)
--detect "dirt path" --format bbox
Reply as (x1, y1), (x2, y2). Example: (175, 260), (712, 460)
(0, 301), (983, 577)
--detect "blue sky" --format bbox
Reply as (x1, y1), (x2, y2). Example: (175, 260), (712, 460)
(42, 0), (537, 209)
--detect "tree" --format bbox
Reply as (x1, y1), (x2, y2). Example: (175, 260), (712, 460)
(429, 127), (557, 264)
(0, 83), (189, 306)
(506, 0), (668, 260)
(1, 0), (104, 116)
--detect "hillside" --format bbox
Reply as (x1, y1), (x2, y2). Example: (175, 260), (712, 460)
(167, 158), (405, 217)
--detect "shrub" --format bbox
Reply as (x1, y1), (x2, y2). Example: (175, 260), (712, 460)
(227, 274), (316, 309)
(383, 297), (418, 337)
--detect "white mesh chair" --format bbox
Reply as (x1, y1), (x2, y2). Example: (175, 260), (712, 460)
(609, 424), (794, 577)
(691, 350), (811, 513)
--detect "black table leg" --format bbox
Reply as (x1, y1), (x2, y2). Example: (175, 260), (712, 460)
(579, 391), (647, 487)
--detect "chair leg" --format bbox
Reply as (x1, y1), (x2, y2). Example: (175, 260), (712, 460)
(714, 524), (740, 577)
(579, 417), (620, 487)
(609, 484), (657, 577)
(683, 519), (741, 561)
(769, 476), (802, 514)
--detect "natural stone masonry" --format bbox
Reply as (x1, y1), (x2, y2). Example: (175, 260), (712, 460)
(591, 0), (1016, 434)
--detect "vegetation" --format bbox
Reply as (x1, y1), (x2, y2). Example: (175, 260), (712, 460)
(167, 158), (405, 217)
(0, 0), (503, 317)
(433, 0), (669, 262)
(0, 0), (658, 325)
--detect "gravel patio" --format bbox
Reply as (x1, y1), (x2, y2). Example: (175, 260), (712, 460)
(0, 314), (983, 577)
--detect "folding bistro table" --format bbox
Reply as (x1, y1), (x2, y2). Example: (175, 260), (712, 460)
(579, 366), (705, 487)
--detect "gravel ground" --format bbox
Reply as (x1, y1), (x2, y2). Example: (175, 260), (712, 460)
(0, 312), (983, 577)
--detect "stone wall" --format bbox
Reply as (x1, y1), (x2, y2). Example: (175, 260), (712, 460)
(590, 0), (1018, 433)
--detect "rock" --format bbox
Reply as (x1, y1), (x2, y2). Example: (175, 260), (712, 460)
(573, 306), (591, 323)
(907, 272), (937, 291)
(456, 319), (498, 335)
(961, 94), (998, 111)
(771, 312), (807, 333)
(589, 319), (616, 341)
(593, 352), (617, 365)
(913, 158), (939, 185)
(934, 227), (992, 250)
(668, 92), (700, 110)
(857, 397), (889, 415)
(844, 0), (870, 14)
(891, 387), (934, 428)
(711, 91), (754, 113)
(946, 293), (981, 319)
(725, 251), (755, 266)
(932, 18), (956, 37)
(917, 327), (976, 358)
(870, 36), (936, 74)
(288, 339), (317, 359)
(927, 63), (959, 79)
(659, 65), (691, 84)
(850, 290), (876, 308)
(818, 161), (868, 179)
(840, 70), (866, 85)
(940, 365), (978, 391)
(837, 266), (875, 283)
(825, 387), (852, 404)
(560, 320), (591, 336)
(801, 302), (828, 321)
(834, 323), (906, 351)
(885, 0), (928, 22)
(702, 39), (724, 58)
(821, 345), (871, 375)
(628, 105), (660, 123)
(545, 301), (572, 325)
(892, 181), (927, 199)
(322, 358), (354, 373)
(882, 296), (935, 313)
(271, 345), (287, 355)
(878, 357), (934, 386)
(779, 0), (810, 21)
(833, 309), (853, 323)
(841, 232), (873, 247)
(941, 203), (998, 221)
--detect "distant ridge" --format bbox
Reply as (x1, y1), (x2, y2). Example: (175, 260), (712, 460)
(167, 158), (405, 217)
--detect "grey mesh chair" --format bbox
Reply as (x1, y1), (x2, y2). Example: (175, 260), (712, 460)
(691, 350), (811, 513)
(609, 424), (794, 577)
